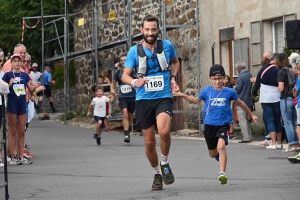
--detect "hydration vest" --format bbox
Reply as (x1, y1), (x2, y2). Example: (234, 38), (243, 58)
(137, 39), (171, 78)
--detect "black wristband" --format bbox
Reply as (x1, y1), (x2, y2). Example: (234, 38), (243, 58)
(170, 75), (177, 81)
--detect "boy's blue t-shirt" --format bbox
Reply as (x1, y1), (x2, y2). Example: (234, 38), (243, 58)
(2, 71), (31, 97)
(124, 40), (176, 100)
(112, 68), (136, 98)
(295, 77), (300, 108)
(199, 86), (239, 126)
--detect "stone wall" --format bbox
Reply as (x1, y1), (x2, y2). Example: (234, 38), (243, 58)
(73, 0), (200, 129)
(39, 87), (78, 113)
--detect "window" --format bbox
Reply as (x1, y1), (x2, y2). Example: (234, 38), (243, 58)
(233, 38), (249, 77)
(272, 20), (284, 53)
(220, 27), (234, 42)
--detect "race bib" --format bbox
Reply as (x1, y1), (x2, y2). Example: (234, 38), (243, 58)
(120, 85), (132, 93)
(144, 75), (164, 92)
(13, 84), (26, 96)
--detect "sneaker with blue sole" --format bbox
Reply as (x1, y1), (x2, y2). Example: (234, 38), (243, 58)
(218, 172), (227, 184)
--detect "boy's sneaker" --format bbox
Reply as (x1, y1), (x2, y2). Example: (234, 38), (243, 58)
(160, 162), (175, 185)
(152, 174), (163, 191)
(93, 133), (97, 139)
(215, 152), (219, 162)
(288, 153), (300, 164)
(0, 162), (4, 167)
(21, 156), (33, 165)
(96, 137), (101, 145)
(124, 134), (130, 143)
(218, 172), (227, 184)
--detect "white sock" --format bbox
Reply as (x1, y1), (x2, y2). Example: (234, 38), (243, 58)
(161, 154), (168, 165)
(153, 165), (160, 174)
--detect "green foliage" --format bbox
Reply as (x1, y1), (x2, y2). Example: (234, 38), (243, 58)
(58, 111), (76, 121)
(283, 47), (294, 56)
(52, 60), (76, 90)
(251, 124), (266, 137)
(0, 0), (73, 63)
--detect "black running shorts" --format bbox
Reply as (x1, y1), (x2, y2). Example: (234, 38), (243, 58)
(118, 97), (135, 113)
(135, 98), (173, 130)
(44, 85), (52, 98)
(203, 124), (229, 150)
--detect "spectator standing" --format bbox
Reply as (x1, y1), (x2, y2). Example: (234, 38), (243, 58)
(111, 54), (136, 143)
(2, 54), (37, 165)
(37, 66), (57, 114)
(122, 14), (180, 190)
(234, 61), (253, 143)
(291, 55), (300, 151)
(251, 52), (272, 145)
(0, 49), (4, 167)
(277, 53), (298, 152)
(2, 44), (27, 73)
(253, 53), (282, 149)
(101, 70), (113, 118)
(223, 74), (235, 139)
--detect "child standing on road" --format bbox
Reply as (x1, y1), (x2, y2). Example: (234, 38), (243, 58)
(87, 86), (114, 145)
(173, 64), (258, 184)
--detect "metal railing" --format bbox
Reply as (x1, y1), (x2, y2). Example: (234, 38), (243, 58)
(0, 95), (9, 200)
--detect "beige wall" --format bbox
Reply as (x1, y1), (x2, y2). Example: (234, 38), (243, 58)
(199, 0), (300, 122)
(199, 0), (300, 87)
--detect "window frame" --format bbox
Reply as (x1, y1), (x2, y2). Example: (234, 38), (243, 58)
(272, 20), (284, 53)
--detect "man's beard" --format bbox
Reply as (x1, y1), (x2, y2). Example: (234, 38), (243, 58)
(143, 33), (158, 44)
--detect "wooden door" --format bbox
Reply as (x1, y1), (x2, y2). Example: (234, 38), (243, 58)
(172, 58), (184, 131)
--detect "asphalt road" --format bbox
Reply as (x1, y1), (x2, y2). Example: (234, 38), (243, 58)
(0, 115), (299, 200)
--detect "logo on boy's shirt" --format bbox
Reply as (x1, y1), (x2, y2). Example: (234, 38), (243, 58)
(210, 98), (226, 106)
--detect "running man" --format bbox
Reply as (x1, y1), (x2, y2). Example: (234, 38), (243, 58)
(122, 14), (180, 190)
(111, 54), (136, 143)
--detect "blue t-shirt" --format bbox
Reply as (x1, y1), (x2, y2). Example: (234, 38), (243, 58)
(41, 71), (52, 86)
(113, 68), (136, 98)
(295, 77), (300, 108)
(124, 40), (176, 100)
(2, 71), (31, 97)
(199, 86), (239, 126)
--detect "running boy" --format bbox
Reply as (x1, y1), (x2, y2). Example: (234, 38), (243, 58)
(172, 64), (258, 184)
(87, 86), (115, 145)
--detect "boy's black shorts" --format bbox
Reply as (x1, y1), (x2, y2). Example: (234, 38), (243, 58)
(118, 97), (135, 113)
(135, 98), (173, 130)
(203, 124), (229, 150)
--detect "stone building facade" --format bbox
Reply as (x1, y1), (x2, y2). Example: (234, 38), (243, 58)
(73, 0), (200, 130)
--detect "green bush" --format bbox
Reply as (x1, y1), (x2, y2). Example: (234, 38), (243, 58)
(58, 111), (76, 121)
(52, 61), (76, 90)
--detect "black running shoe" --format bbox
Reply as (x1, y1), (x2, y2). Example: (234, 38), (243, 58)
(160, 163), (175, 185)
(124, 134), (130, 143)
(96, 137), (101, 145)
(152, 174), (163, 191)
(93, 133), (97, 139)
